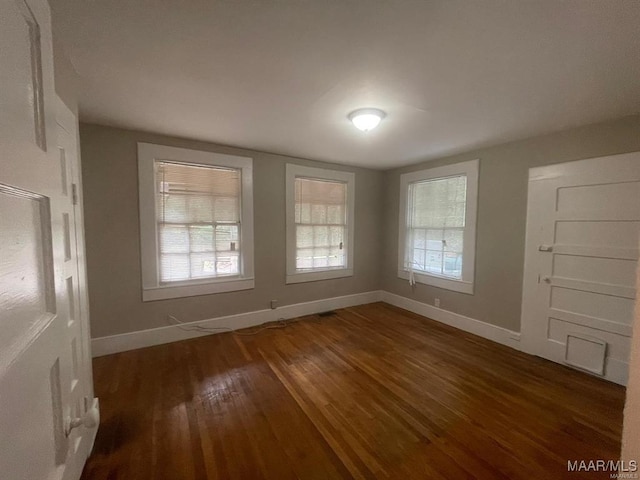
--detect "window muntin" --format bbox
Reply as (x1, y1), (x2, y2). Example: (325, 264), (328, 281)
(398, 159), (478, 294)
(155, 161), (241, 283)
(138, 143), (254, 301)
(294, 177), (347, 271)
(405, 175), (467, 279)
(286, 164), (354, 284)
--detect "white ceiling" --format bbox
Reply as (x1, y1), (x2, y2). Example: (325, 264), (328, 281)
(51, 0), (640, 169)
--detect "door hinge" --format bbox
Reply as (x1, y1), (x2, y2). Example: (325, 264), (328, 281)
(71, 183), (78, 205)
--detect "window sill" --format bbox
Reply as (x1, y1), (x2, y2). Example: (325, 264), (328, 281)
(397, 270), (474, 295)
(286, 268), (353, 284)
(142, 277), (254, 301)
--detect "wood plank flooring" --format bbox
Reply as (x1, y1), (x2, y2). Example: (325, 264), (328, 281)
(81, 303), (625, 479)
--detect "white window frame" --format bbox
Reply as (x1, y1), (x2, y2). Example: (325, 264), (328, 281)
(138, 143), (254, 301)
(397, 159), (479, 294)
(286, 164), (355, 284)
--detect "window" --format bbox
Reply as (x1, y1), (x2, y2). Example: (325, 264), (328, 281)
(138, 143), (254, 301)
(398, 159), (478, 294)
(286, 164), (355, 283)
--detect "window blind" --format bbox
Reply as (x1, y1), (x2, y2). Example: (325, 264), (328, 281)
(155, 161), (241, 283)
(294, 177), (347, 270)
(406, 175), (466, 279)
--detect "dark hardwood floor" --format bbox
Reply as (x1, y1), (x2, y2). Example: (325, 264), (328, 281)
(81, 302), (625, 479)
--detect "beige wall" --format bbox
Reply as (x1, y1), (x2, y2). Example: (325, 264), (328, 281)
(381, 115), (640, 332)
(80, 124), (383, 338)
(82, 116), (640, 339)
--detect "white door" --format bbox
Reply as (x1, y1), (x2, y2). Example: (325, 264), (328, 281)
(55, 96), (98, 477)
(0, 1), (97, 479)
(521, 152), (640, 385)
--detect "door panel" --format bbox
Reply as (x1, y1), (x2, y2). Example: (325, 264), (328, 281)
(554, 221), (640, 248)
(548, 319), (631, 363)
(553, 254), (636, 287)
(0, 186), (55, 363)
(521, 152), (640, 385)
(1, 321), (67, 479)
(557, 181), (640, 212)
(1, 0), (47, 149)
(0, 1), (96, 479)
(550, 287), (634, 324)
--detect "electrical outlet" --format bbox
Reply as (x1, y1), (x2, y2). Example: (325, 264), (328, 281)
(434, 298), (441, 308)
(270, 299), (278, 310)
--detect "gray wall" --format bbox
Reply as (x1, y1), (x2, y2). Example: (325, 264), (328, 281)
(80, 124), (384, 338)
(382, 115), (640, 332)
(81, 116), (640, 339)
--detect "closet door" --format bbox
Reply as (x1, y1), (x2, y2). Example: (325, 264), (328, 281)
(521, 152), (640, 385)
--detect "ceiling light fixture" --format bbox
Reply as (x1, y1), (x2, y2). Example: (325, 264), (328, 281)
(348, 108), (386, 132)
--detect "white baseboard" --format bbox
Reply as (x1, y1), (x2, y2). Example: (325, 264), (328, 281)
(91, 291), (383, 357)
(93, 289), (631, 386)
(380, 291), (522, 351)
(92, 290), (524, 357)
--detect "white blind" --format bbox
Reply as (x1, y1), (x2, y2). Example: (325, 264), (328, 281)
(294, 177), (347, 270)
(406, 175), (466, 279)
(155, 161), (241, 283)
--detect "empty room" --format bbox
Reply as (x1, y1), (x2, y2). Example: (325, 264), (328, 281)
(3, 0), (640, 479)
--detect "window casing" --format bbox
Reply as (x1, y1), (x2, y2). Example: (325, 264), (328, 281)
(138, 143), (254, 301)
(286, 164), (355, 283)
(398, 160), (478, 294)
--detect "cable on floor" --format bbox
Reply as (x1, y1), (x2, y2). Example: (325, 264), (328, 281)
(167, 314), (295, 336)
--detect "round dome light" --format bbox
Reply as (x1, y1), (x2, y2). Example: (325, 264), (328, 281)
(348, 108), (386, 132)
